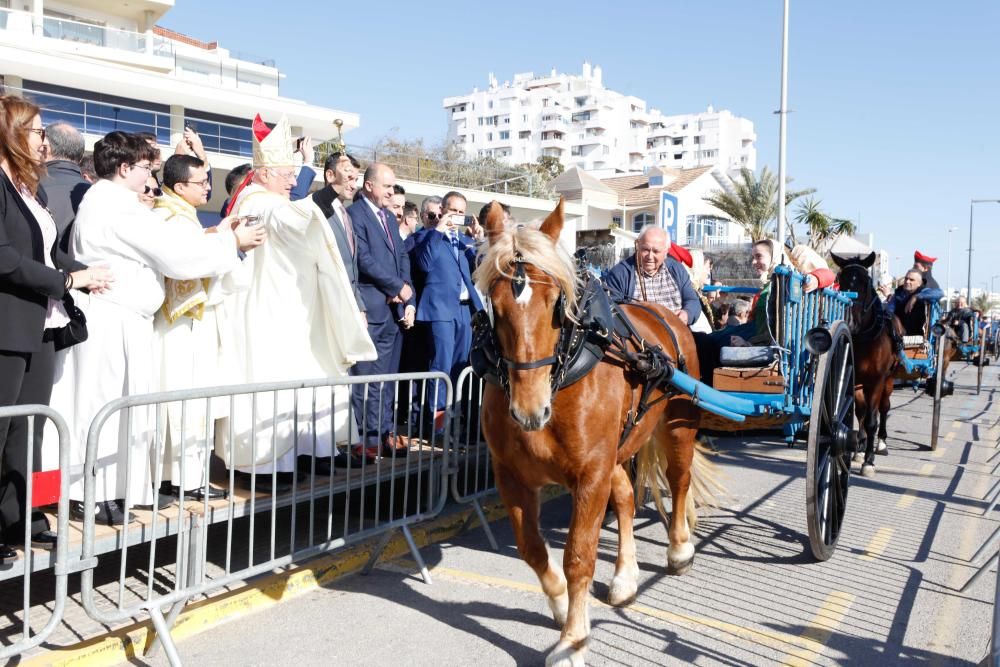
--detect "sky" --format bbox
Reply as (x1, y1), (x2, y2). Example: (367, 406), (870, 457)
(162, 1), (1000, 290)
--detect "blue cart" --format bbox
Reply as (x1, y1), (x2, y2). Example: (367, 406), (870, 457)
(689, 265), (856, 560)
(893, 302), (952, 449)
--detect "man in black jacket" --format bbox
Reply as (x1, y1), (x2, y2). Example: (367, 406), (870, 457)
(312, 152), (364, 319)
(39, 122), (89, 256)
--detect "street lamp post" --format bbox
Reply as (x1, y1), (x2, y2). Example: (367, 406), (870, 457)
(775, 0), (790, 246)
(967, 199), (1000, 306)
(946, 225), (959, 310)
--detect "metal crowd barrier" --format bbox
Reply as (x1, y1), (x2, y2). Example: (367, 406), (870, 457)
(74, 372), (452, 666)
(449, 367), (499, 551)
(0, 405), (72, 661)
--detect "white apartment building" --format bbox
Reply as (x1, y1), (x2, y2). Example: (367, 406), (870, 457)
(442, 63), (756, 177)
(0, 0), (357, 211)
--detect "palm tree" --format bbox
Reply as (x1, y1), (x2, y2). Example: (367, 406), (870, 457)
(793, 197), (858, 250)
(973, 293), (992, 314)
(702, 166), (814, 242)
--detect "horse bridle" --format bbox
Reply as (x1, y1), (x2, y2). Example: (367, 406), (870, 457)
(487, 252), (579, 395)
(843, 267), (885, 340)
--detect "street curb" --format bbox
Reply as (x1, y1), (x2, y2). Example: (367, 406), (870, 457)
(23, 489), (562, 667)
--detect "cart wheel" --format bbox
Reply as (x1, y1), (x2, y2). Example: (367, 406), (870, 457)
(929, 335), (947, 451)
(806, 321), (855, 562)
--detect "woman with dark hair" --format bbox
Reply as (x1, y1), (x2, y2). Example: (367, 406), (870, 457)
(0, 95), (112, 560)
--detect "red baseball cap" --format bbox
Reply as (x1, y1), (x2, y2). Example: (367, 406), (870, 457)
(669, 242), (693, 268)
(914, 250), (937, 264)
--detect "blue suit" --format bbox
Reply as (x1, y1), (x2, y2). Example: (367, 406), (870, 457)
(411, 228), (483, 411)
(347, 196), (414, 444)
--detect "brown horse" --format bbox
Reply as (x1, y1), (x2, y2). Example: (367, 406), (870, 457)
(832, 253), (897, 477)
(474, 199), (714, 666)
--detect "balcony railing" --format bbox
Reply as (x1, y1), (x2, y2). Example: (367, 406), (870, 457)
(0, 7), (175, 58)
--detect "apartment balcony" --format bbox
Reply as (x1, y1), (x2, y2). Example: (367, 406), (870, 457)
(540, 136), (568, 150)
(0, 7), (175, 71)
(540, 119), (568, 132)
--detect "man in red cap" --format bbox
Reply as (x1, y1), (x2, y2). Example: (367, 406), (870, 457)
(912, 250), (941, 290)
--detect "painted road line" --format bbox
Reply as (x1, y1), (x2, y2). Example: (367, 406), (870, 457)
(781, 590), (855, 666)
(860, 527), (895, 562)
(423, 564), (825, 655)
(897, 464), (936, 509)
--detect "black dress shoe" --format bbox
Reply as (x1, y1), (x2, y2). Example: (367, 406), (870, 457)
(30, 530), (57, 550)
(311, 457), (334, 476)
(235, 471), (293, 495)
(0, 544), (15, 565)
(170, 485), (229, 501)
(70, 500), (137, 526)
(332, 449), (350, 469)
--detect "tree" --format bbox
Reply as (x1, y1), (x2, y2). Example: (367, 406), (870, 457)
(702, 166), (813, 242)
(973, 292), (993, 314)
(793, 197), (857, 249)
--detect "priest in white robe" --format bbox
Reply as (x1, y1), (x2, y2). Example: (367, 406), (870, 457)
(221, 114), (375, 481)
(153, 154), (263, 502)
(48, 131), (258, 523)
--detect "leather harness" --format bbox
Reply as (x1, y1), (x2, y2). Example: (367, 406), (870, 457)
(470, 254), (688, 449)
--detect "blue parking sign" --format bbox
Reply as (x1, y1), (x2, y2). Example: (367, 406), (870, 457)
(659, 191), (678, 242)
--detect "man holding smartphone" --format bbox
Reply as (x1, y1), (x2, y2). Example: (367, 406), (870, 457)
(410, 191), (483, 433)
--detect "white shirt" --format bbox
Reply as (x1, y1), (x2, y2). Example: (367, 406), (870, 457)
(18, 186), (70, 329)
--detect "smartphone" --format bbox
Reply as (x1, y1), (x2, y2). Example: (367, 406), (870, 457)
(185, 121), (198, 132)
(295, 137), (304, 151)
(238, 214), (261, 226)
(464, 215), (474, 226)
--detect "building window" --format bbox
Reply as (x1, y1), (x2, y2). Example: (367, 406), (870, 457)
(478, 117), (484, 126)
(571, 146), (583, 156)
(488, 100), (494, 109)
(672, 137), (683, 145)
(519, 130), (531, 139)
(487, 132), (493, 141)
(612, 215), (622, 225)
(632, 212), (655, 233)
(674, 153), (683, 160)
(702, 150), (716, 158)
(499, 131), (510, 140)
(685, 215), (730, 245)
(25, 80), (172, 145)
(571, 111), (591, 122)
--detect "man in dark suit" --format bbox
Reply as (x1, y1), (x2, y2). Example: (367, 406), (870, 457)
(39, 122), (90, 256)
(411, 191), (483, 431)
(312, 152), (364, 318)
(347, 163), (414, 461)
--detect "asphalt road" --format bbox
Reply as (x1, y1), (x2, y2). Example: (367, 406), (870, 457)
(151, 362), (1000, 666)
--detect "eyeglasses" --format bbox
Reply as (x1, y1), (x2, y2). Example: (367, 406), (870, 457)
(144, 185), (163, 197)
(267, 169), (297, 182)
(178, 179), (211, 188)
(28, 128), (46, 141)
(132, 163), (153, 174)
(425, 212), (439, 221)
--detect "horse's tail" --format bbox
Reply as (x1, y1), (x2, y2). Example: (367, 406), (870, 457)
(634, 433), (724, 533)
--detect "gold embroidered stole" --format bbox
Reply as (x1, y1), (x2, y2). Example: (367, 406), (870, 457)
(155, 189), (211, 324)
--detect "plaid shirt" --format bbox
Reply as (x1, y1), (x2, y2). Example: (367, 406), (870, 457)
(633, 262), (683, 311)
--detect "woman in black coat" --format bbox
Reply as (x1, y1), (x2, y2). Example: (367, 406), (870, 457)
(0, 95), (112, 562)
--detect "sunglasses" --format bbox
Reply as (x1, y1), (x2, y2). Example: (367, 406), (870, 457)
(144, 185), (163, 197)
(28, 128), (46, 141)
(425, 212), (439, 221)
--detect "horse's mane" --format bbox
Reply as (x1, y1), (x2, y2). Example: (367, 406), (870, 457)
(474, 224), (579, 310)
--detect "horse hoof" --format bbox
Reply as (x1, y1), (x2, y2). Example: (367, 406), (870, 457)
(547, 592), (569, 628)
(667, 542), (695, 575)
(876, 440), (889, 456)
(608, 572), (638, 607)
(546, 640), (586, 667)
(861, 464), (876, 478)
(852, 452), (864, 463)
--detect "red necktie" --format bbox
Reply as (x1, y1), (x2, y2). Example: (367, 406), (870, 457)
(377, 209), (394, 251)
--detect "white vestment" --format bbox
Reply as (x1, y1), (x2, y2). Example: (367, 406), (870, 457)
(47, 179), (240, 508)
(152, 192), (252, 492)
(220, 184), (375, 473)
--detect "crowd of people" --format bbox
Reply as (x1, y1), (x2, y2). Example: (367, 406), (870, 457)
(0, 91), (990, 562)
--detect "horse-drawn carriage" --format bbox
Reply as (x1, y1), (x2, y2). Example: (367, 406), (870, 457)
(892, 301), (953, 449)
(698, 266), (857, 560)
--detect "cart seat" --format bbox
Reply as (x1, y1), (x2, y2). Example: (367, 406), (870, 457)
(719, 346), (779, 368)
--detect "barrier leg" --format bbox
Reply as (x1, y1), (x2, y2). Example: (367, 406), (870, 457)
(401, 525), (432, 585)
(471, 499), (499, 552)
(148, 606), (183, 667)
(146, 516), (203, 659)
(361, 531), (394, 576)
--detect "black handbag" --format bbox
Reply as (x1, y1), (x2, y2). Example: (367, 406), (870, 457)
(52, 291), (88, 351)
